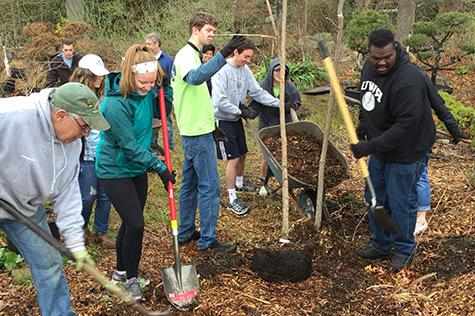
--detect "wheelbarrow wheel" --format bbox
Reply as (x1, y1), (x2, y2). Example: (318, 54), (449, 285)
(298, 189), (317, 218)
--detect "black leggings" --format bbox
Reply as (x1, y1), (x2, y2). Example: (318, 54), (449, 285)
(100, 173), (148, 279)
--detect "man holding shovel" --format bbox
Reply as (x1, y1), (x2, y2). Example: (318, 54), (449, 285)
(172, 11), (245, 252)
(351, 29), (435, 271)
(0, 82), (110, 315)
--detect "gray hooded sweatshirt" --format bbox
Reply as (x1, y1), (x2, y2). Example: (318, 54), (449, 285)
(0, 88), (85, 252)
(212, 60), (279, 121)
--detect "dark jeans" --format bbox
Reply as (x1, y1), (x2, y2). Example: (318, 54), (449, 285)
(365, 154), (427, 259)
(100, 173), (148, 278)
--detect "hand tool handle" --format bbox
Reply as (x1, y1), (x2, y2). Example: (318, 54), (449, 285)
(318, 41), (369, 178)
(158, 87), (177, 222)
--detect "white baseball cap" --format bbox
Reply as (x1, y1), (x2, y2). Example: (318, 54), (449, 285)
(78, 54), (110, 77)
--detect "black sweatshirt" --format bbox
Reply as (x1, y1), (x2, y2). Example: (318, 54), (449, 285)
(248, 58), (302, 129)
(358, 44), (435, 163)
(424, 75), (461, 138)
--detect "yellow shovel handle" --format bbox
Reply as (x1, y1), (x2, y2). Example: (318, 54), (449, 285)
(319, 42), (369, 178)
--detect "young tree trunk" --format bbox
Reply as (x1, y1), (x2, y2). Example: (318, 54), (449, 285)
(66, 0), (84, 21)
(315, 0), (346, 230)
(279, 0), (289, 241)
(396, 0), (416, 42)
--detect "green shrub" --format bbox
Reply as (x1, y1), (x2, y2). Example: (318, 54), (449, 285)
(346, 10), (394, 56)
(0, 247), (24, 272)
(254, 57), (326, 92)
(439, 91), (475, 146)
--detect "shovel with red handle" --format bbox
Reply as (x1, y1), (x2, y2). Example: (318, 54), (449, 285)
(157, 86), (199, 311)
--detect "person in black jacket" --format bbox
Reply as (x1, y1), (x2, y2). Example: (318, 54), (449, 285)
(248, 57), (301, 181)
(414, 75), (463, 235)
(351, 29), (435, 271)
(46, 38), (82, 87)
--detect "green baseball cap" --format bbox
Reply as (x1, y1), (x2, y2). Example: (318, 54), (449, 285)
(52, 82), (110, 131)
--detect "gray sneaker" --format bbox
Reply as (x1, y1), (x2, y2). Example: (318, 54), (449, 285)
(227, 198), (250, 215)
(236, 183), (259, 193)
(125, 277), (144, 302)
(111, 270), (126, 285)
(111, 270), (150, 287)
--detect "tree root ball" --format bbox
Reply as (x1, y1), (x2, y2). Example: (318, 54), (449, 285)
(251, 243), (314, 282)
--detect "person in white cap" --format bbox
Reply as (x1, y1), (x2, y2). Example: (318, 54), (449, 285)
(0, 82), (110, 316)
(69, 54), (115, 249)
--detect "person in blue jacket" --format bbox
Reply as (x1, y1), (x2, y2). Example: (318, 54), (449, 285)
(96, 44), (175, 302)
(145, 32), (175, 150)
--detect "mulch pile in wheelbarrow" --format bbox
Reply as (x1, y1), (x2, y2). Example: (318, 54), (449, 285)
(263, 131), (347, 187)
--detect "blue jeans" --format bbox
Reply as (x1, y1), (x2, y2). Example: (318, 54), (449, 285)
(151, 115), (174, 149)
(365, 154), (426, 259)
(79, 161), (111, 234)
(178, 132), (220, 249)
(0, 205), (75, 316)
(416, 163), (431, 212)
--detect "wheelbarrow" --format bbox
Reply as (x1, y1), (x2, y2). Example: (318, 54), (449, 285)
(257, 120), (349, 217)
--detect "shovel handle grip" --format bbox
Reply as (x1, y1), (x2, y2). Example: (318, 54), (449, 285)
(319, 40), (369, 178)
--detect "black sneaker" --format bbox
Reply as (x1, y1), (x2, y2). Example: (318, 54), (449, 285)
(389, 254), (413, 271)
(357, 247), (391, 260)
(226, 198), (250, 215)
(178, 230), (201, 245)
(125, 277), (145, 302)
(200, 240), (237, 253)
(236, 184), (259, 193)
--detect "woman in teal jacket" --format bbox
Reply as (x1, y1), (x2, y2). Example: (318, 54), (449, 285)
(96, 44), (174, 302)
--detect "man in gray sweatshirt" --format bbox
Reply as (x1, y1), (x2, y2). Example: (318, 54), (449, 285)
(212, 38), (279, 215)
(0, 82), (110, 315)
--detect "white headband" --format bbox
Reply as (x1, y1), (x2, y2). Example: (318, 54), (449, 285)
(132, 61), (158, 74)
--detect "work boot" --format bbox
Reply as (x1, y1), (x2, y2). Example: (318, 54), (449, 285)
(200, 240), (237, 253)
(357, 247), (391, 260)
(94, 232), (115, 249)
(389, 254), (413, 272)
(125, 277), (145, 302)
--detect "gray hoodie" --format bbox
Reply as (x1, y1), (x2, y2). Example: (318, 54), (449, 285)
(0, 88), (85, 252)
(212, 60), (279, 121)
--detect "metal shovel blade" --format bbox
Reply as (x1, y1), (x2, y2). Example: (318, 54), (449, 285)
(161, 264), (199, 311)
(372, 206), (398, 235)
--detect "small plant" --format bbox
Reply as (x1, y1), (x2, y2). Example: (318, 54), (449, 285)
(0, 247), (24, 272)
(455, 66), (470, 75)
(350, 70), (360, 80)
